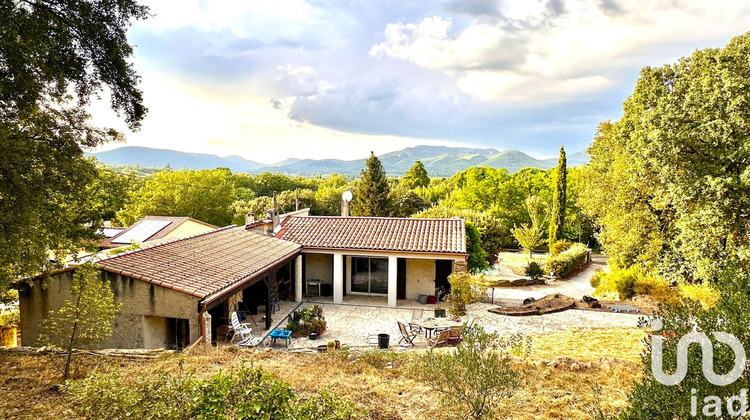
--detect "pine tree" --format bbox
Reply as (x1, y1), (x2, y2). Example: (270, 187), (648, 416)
(549, 145), (567, 243)
(403, 160), (430, 189)
(352, 152), (390, 216)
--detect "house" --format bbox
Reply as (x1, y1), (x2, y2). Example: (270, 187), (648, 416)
(17, 214), (467, 349)
(98, 216), (217, 249)
(276, 216), (467, 307)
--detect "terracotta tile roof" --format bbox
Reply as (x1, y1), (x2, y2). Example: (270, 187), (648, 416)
(276, 216), (466, 255)
(100, 216), (217, 249)
(96, 226), (301, 301)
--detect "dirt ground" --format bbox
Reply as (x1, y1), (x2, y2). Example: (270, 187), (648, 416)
(0, 328), (645, 419)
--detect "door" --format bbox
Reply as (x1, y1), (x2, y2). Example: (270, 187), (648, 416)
(435, 260), (453, 300)
(397, 258), (406, 300)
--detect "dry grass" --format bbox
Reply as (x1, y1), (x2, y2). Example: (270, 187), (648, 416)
(1, 328), (645, 419)
(497, 251), (548, 276)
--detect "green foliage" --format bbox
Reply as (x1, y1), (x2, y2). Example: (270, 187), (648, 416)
(418, 325), (523, 419)
(40, 263), (121, 380)
(388, 182), (428, 217)
(312, 174), (351, 215)
(402, 161), (430, 189)
(593, 265), (670, 301)
(67, 363), (357, 419)
(549, 146), (567, 242)
(510, 195), (547, 263)
(549, 240), (573, 257)
(351, 152), (390, 217)
(117, 168), (236, 227)
(415, 206), (507, 266)
(0, 305), (19, 327)
(545, 243), (587, 279)
(287, 305), (327, 338)
(445, 272), (486, 316)
(580, 31), (750, 283)
(525, 261), (545, 279)
(465, 222), (489, 273)
(620, 263), (750, 419)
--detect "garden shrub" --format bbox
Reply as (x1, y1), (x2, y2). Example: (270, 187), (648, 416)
(525, 261), (545, 279)
(545, 243), (587, 278)
(67, 363), (357, 419)
(446, 272), (486, 316)
(418, 325), (525, 419)
(590, 270), (606, 288)
(594, 266), (671, 301)
(549, 240), (573, 257)
(287, 305), (327, 338)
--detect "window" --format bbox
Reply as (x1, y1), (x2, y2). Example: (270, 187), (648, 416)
(351, 257), (388, 294)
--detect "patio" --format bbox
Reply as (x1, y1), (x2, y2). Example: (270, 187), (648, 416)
(251, 296), (644, 350)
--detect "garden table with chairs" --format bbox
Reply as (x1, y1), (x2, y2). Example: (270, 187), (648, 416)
(419, 317), (462, 338)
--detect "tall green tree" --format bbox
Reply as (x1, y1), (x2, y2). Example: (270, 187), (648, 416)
(403, 160), (430, 189)
(0, 0), (149, 294)
(581, 31), (750, 282)
(548, 146), (567, 243)
(117, 169), (236, 227)
(40, 263), (121, 381)
(351, 152), (390, 217)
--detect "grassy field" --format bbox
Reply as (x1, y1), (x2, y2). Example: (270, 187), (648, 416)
(0, 328), (645, 419)
(496, 251), (549, 276)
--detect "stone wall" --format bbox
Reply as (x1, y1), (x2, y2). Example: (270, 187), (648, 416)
(19, 270), (201, 349)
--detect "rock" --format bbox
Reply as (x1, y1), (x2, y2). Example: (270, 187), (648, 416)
(570, 363), (580, 371)
(523, 297), (536, 305)
(582, 295), (598, 303)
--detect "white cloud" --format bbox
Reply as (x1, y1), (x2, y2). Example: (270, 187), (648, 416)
(370, 0), (750, 103)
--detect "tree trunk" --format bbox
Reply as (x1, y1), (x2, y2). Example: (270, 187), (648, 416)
(63, 321), (78, 381)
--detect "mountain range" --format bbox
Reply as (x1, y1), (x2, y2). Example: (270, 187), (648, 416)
(90, 145), (589, 177)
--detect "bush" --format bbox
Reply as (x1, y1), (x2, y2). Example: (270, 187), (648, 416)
(545, 243), (587, 278)
(418, 325), (524, 419)
(287, 305), (327, 338)
(445, 272), (486, 316)
(593, 266), (671, 301)
(525, 261), (545, 279)
(590, 270), (606, 288)
(0, 306), (19, 327)
(67, 363), (357, 419)
(549, 240), (573, 257)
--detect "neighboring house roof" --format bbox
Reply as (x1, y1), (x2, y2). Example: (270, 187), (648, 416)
(96, 226), (301, 302)
(276, 216), (467, 255)
(100, 216), (217, 249)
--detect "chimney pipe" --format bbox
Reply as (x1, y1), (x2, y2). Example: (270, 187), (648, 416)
(341, 199), (350, 217)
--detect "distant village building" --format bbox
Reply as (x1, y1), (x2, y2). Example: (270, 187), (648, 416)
(98, 216), (217, 250)
(17, 211), (468, 350)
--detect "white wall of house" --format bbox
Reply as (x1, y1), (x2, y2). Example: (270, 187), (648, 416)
(405, 258), (436, 300)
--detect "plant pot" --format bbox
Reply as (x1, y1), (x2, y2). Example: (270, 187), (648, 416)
(377, 333), (390, 349)
(418, 294), (428, 304)
(335, 340), (341, 350)
(317, 345), (328, 353)
(434, 308), (447, 318)
(309, 332), (319, 340)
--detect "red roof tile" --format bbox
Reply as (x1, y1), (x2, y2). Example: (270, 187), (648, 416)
(96, 226), (301, 301)
(276, 216), (466, 255)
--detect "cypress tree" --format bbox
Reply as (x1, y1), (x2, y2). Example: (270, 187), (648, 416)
(549, 145), (567, 242)
(352, 151), (390, 216)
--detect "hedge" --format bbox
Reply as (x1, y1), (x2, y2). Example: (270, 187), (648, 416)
(545, 243), (588, 278)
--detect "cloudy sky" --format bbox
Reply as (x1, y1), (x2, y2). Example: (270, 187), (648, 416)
(91, 0), (750, 163)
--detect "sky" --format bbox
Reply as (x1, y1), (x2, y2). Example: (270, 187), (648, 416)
(90, 0), (750, 164)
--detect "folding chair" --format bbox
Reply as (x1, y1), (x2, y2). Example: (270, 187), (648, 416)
(397, 321), (418, 347)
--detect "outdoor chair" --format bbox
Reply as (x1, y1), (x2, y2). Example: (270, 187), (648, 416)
(446, 325), (462, 345)
(465, 314), (475, 329)
(397, 321), (418, 347)
(428, 329), (450, 348)
(229, 311), (254, 344)
(409, 308), (424, 334)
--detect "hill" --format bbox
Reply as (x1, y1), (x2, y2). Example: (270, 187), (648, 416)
(90, 145), (589, 177)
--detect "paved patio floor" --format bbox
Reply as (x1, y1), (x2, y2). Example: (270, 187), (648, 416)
(252, 294), (645, 350)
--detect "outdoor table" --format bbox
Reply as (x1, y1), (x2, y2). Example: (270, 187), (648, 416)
(306, 279), (322, 297)
(270, 329), (292, 348)
(419, 318), (462, 338)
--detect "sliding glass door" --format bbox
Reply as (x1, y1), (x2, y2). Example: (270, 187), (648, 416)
(351, 257), (388, 295)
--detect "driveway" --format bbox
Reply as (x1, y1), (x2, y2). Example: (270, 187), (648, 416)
(489, 253), (609, 302)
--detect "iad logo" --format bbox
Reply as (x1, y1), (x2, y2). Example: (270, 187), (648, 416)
(650, 319), (748, 417)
